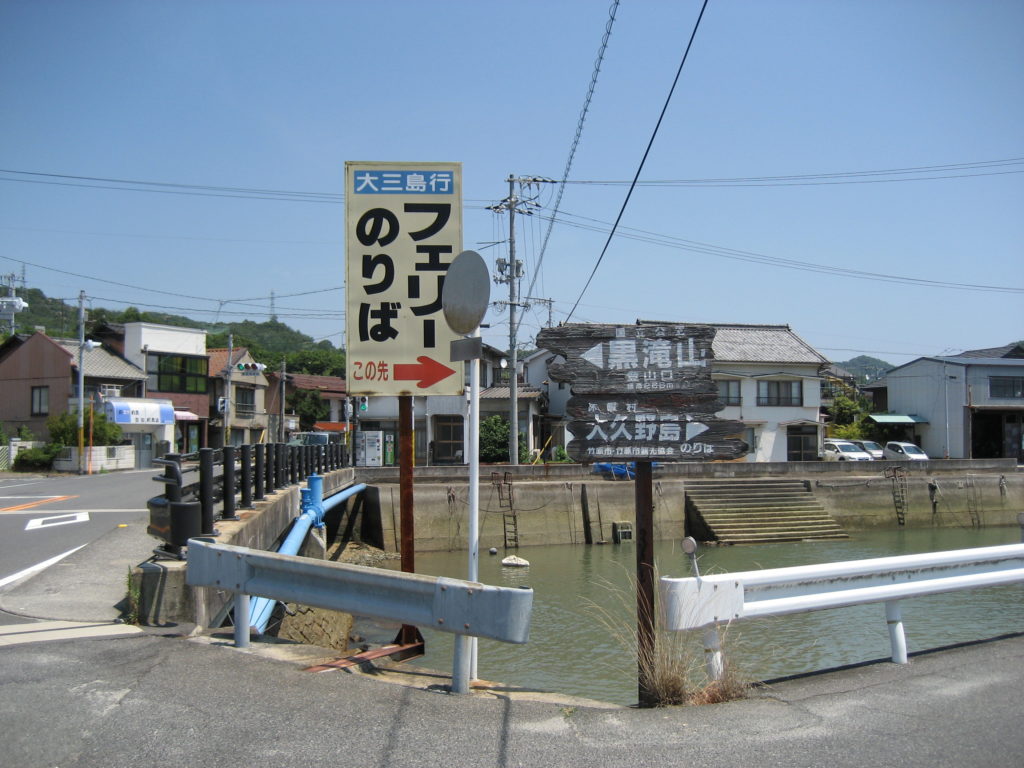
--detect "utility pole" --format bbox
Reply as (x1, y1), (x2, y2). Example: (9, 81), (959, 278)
(523, 296), (555, 328)
(77, 291), (86, 475)
(489, 175), (553, 464)
(279, 358), (287, 443)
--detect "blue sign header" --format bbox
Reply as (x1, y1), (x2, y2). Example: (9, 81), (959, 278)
(352, 170), (454, 195)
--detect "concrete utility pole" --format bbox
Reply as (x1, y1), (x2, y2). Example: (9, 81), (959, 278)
(489, 175), (554, 464)
(77, 291), (86, 474)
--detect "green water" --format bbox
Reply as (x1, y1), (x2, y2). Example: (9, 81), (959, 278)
(394, 527), (1024, 706)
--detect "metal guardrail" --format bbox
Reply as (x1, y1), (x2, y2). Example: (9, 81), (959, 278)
(660, 543), (1024, 679)
(186, 539), (534, 649)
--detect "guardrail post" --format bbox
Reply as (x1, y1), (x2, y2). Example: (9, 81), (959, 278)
(254, 444), (265, 501)
(199, 448), (216, 535)
(316, 445), (324, 476)
(885, 600), (908, 664)
(235, 592), (250, 648)
(290, 445), (299, 485)
(240, 444), (253, 509)
(703, 626), (724, 681)
(222, 445), (238, 520)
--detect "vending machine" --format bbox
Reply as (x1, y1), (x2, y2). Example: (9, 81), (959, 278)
(355, 430), (383, 467)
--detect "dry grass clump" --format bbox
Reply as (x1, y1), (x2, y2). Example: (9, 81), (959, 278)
(586, 568), (750, 708)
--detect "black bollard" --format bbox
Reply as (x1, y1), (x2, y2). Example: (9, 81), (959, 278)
(199, 448), (216, 535)
(254, 443), (265, 501)
(221, 445), (238, 520)
(240, 444), (253, 509)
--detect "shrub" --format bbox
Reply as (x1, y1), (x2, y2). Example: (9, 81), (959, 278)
(13, 445), (58, 471)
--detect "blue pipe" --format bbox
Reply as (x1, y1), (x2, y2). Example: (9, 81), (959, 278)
(247, 479), (367, 633)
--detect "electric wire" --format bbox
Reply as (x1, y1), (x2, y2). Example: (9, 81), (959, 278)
(566, 0), (711, 322)
(543, 211), (1023, 294)
(520, 0), (620, 330)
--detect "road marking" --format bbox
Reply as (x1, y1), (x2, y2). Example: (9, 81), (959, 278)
(0, 495), (77, 512)
(26, 512), (91, 530)
(0, 545), (85, 589)
(0, 620), (142, 647)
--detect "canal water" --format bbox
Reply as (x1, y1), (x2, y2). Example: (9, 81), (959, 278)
(398, 526), (1024, 706)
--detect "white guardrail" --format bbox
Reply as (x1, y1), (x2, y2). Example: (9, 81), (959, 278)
(660, 543), (1024, 679)
(187, 539), (533, 648)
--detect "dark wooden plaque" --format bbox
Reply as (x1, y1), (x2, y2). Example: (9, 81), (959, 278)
(539, 323), (749, 463)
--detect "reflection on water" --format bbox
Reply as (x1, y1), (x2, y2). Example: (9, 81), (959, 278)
(407, 527), (1024, 706)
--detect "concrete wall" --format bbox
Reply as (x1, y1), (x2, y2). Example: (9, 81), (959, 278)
(363, 461), (1024, 553)
(135, 467), (355, 627)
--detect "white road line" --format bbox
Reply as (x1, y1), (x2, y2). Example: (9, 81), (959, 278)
(0, 620), (142, 647)
(1, 508), (148, 515)
(26, 512), (91, 530)
(0, 545), (86, 589)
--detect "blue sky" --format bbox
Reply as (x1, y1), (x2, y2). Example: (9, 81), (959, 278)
(1, 0), (1021, 366)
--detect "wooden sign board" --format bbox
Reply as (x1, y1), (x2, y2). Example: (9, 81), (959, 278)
(538, 323), (748, 463)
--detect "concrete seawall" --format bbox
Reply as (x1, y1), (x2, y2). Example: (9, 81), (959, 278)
(360, 460), (1023, 553)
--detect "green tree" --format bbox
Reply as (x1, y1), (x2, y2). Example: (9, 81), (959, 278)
(828, 395), (862, 426)
(479, 415), (511, 463)
(287, 390), (330, 431)
(47, 408), (122, 447)
(286, 347), (346, 377)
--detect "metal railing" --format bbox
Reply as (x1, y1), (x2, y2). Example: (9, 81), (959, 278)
(660, 542), (1024, 679)
(147, 441), (349, 559)
(186, 539), (534, 649)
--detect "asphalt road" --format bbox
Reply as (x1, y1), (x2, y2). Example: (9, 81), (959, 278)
(0, 470), (156, 614)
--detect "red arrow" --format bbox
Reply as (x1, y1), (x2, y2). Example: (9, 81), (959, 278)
(393, 356), (456, 389)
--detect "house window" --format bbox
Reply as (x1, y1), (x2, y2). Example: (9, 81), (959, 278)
(31, 386), (49, 416)
(433, 416), (464, 464)
(147, 354), (208, 394)
(717, 380), (741, 406)
(990, 377), (1024, 399)
(757, 380), (803, 407)
(235, 387), (255, 416)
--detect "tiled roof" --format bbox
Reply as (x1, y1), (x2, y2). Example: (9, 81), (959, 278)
(207, 347), (247, 376)
(284, 373), (347, 395)
(52, 339), (146, 381)
(480, 386), (543, 400)
(957, 343), (1024, 359)
(708, 324), (829, 365)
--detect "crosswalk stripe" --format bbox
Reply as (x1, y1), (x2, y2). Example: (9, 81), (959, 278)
(0, 620), (143, 647)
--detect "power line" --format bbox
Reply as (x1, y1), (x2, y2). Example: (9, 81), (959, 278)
(521, 0), (620, 326)
(566, 0), (710, 322)
(544, 210), (1023, 294)
(563, 157), (1024, 187)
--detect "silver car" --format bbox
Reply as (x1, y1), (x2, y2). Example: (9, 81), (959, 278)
(850, 440), (884, 460)
(882, 441), (929, 461)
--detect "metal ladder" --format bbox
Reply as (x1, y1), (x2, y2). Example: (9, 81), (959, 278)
(492, 472), (519, 549)
(965, 475), (982, 528)
(885, 466), (908, 526)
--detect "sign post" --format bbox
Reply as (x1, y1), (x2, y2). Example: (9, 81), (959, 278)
(538, 322), (748, 706)
(345, 162), (464, 658)
(442, 249), (491, 694)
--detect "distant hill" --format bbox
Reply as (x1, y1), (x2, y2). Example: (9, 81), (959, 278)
(7, 286), (336, 357)
(836, 355), (894, 384)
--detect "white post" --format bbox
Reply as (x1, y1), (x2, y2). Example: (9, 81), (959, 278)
(235, 592), (250, 648)
(703, 626), (724, 681)
(452, 328), (481, 693)
(886, 599), (908, 664)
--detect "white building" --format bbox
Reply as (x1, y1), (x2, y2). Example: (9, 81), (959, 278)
(877, 343), (1024, 460)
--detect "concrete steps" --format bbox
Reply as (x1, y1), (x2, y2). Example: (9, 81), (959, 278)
(685, 479), (847, 544)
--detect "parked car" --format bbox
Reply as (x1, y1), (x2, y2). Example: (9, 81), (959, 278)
(882, 441), (929, 461)
(822, 440), (874, 461)
(850, 440), (884, 460)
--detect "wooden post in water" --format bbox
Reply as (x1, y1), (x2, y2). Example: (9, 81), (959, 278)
(635, 460), (656, 707)
(580, 484), (593, 545)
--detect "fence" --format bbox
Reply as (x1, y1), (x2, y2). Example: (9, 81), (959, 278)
(660, 542), (1024, 679)
(148, 441), (349, 559)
